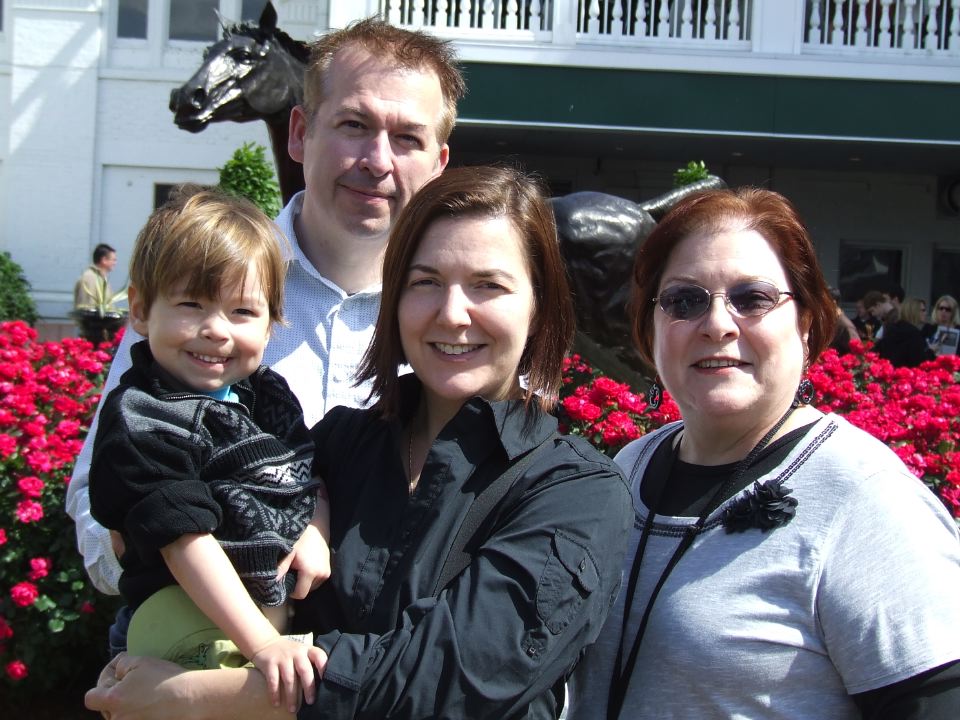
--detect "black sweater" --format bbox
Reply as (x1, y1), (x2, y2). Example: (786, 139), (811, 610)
(89, 341), (317, 610)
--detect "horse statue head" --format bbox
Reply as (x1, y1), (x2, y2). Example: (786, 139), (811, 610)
(552, 175), (727, 389)
(169, 2), (308, 202)
(169, 2), (307, 131)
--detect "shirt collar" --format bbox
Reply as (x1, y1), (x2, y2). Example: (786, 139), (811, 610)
(276, 191), (382, 298)
(396, 374), (557, 462)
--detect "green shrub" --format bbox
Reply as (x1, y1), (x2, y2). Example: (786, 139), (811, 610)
(0, 253), (38, 326)
(218, 142), (282, 218)
(673, 160), (710, 188)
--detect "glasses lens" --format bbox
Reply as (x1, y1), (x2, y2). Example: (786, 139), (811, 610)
(727, 281), (780, 317)
(939, 306), (952, 312)
(658, 285), (710, 320)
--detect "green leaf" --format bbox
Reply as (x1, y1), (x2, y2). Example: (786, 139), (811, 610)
(672, 160), (710, 188)
(35, 595), (57, 612)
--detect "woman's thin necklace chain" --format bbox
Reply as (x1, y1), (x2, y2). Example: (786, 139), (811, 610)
(407, 428), (416, 492)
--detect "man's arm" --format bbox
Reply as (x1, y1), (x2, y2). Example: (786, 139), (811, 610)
(66, 325), (143, 594)
(85, 654), (300, 720)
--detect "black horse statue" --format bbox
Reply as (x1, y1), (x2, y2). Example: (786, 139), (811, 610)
(170, 2), (726, 388)
(169, 2), (308, 203)
(555, 176), (725, 386)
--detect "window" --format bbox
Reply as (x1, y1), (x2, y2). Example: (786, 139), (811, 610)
(931, 249), (960, 307)
(117, 0), (148, 39)
(837, 244), (903, 304)
(169, 0), (218, 42)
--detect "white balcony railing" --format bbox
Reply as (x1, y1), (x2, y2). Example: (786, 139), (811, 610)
(575, 0), (752, 43)
(368, 0), (960, 55)
(325, 0), (960, 81)
(378, 1), (754, 46)
(805, 0), (960, 52)
(383, 0), (555, 38)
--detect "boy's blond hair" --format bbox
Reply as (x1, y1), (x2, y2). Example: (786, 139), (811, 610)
(129, 185), (286, 325)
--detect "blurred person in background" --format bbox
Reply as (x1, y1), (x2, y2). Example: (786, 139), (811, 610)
(923, 294), (960, 356)
(900, 297), (927, 328)
(862, 290), (930, 367)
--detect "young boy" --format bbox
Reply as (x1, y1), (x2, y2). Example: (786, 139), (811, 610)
(89, 186), (328, 711)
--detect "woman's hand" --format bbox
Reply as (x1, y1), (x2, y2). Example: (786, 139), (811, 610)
(109, 530), (126, 560)
(277, 523), (331, 599)
(278, 481), (333, 600)
(85, 653), (191, 720)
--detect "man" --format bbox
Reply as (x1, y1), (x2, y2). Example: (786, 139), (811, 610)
(73, 243), (118, 310)
(862, 289), (930, 367)
(66, 18), (464, 597)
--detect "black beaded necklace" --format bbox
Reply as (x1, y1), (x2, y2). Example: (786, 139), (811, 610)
(606, 405), (797, 720)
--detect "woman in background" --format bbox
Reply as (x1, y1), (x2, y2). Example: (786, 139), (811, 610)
(923, 294), (960, 356)
(900, 296), (927, 328)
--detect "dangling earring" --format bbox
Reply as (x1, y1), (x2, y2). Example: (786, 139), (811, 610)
(646, 377), (662, 410)
(793, 378), (814, 407)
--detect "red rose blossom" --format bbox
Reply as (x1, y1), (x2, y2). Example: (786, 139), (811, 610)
(28, 557), (52, 581)
(10, 581), (39, 607)
(15, 499), (44, 523)
(17, 475), (44, 498)
(5, 659), (28, 681)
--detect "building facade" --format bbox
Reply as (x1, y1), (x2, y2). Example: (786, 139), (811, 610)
(1, 0), (959, 321)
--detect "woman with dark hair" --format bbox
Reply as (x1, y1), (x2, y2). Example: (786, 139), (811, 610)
(85, 166), (632, 719)
(568, 188), (960, 719)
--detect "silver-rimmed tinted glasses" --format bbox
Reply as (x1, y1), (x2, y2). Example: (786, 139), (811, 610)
(654, 281), (795, 321)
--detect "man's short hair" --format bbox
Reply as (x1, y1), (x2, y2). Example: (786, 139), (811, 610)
(129, 184), (287, 325)
(861, 290), (888, 310)
(303, 17), (465, 144)
(93, 243), (116, 265)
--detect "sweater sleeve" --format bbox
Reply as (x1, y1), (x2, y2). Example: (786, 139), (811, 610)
(89, 390), (221, 565)
(815, 463), (960, 693)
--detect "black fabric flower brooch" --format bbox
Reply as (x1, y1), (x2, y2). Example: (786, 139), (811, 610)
(722, 479), (798, 533)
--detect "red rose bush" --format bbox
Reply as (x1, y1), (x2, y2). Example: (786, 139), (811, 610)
(558, 343), (960, 524)
(0, 321), (119, 696)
